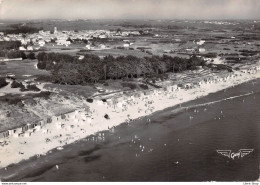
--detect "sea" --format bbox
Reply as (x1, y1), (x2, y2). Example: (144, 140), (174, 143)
(4, 78), (260, 182)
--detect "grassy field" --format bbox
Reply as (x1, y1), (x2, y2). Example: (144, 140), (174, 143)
(0, 59), (50, 80)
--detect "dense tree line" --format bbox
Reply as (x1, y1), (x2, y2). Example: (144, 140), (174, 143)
(0, 41), (21, 50)
(0, 50), (27, 59)
(2, 24), (42, 35)
(37, 52), (206, 85)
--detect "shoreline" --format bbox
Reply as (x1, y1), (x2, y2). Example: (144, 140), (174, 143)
(1, 63), (260, 171)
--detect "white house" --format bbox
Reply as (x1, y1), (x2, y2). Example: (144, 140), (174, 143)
(79, 55), (84, 60)
(27, 46), (33, 51)
(19, 46), (26, 51)
(199, 48), (206, 53)
(123, 43), (130, 48)
(86, 44), (91, 50)
(56, 40), (71, 46)
(99, 44), (106, 49)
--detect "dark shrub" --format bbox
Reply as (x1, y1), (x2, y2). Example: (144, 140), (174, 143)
(11, 81), (25, 89)
(21, 52), (27, 60)
(34, 91), (51, 99)
(121, 82), (137, 90)
(104, 114), (110, 119)
(0, 77), (8, 88)
(27, 84), (40, 91)
(139, 84), (149, 90)
(27, 52), (36, 60)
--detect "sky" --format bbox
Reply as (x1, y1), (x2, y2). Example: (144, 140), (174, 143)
(0, 0), (259, 20)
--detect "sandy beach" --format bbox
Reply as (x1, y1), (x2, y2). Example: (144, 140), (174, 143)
(1, 62), (260, 170)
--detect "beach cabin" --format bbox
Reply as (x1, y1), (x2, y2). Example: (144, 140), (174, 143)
(37, 120), (45, 126)
(241, 69), (247, 73)
(177, 84), (184, 89)
(28, 123), (35, 130)
(66, 110), (76, 119)
(8, 129), (15, 136)
(144, 90), (153, 96)
(112, 97), (119, 105)
(106, 99), (113, 107)
(0, 131), (9, 139)
(166, 86), (173, 92)
(35, 125), (42, 131)
(61, 114), (66, 120)
(193, 82), (200, 87)
(18, 133), (25, 137)
(22, 124), (30, 132)
(134, 93), (141, 98)
(171, 84), (178, 91)
(47, 117), (52, 124)
(24, 132), (32, 138)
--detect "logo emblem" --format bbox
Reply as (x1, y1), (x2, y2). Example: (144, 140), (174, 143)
(216, 149), (254, 160)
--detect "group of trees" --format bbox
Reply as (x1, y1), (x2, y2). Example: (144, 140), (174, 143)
(0, 41), (36, 59)
(0, 78), (8, 88)
(37, 52), (206, 85)
(2, 24), (42, 35)
(0, 50), (36, 59)
(0, 50), (25, 59)
(0, 41), (21, 50)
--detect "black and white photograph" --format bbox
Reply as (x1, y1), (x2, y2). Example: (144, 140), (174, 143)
(0, 0), (260, 183)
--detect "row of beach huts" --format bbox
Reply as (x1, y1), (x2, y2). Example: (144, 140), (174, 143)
(0, 108), (88, 140)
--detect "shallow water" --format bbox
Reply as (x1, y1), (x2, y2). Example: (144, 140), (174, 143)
(3, 79), (260, 182)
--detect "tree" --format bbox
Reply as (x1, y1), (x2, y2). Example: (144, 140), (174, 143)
(27, 52), (36, 60)
(0, 78), (8, 88)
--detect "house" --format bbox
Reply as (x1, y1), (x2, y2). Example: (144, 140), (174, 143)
(38, 40), (45, 47)
(199, 48), (206, 53)
(86, 44), (91, 50)
(19, 46), (26, 51)
(79, 55), (84, 60)
(99, 44), (106, 49)
(56, 40), (71, 46)
(24, 132), (32, 138)
(123, 43), (130, 48)
(27, 46), (33, 51)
